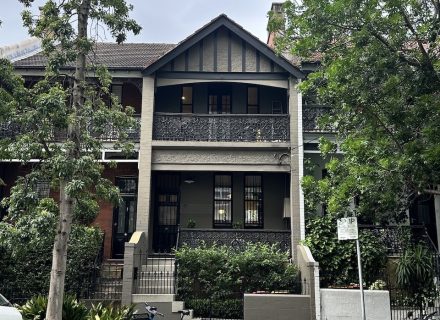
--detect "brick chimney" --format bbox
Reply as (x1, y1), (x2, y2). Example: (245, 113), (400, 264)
(267, 2), (284, 48)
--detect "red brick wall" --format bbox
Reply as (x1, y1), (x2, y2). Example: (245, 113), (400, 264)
(0, 162), (138, 260)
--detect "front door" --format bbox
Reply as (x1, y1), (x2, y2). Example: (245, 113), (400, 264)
(112, 177), (138, 259)
(112, 196), (137, 258)
(153, 173), (180, 253)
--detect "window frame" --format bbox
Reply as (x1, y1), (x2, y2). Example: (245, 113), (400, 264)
(247, 85), (259, 114)
(213, 173), (233, 228)
(208, 85), (232, 114)
(180, 85), (193, 113)
(244, 174), (264, 229)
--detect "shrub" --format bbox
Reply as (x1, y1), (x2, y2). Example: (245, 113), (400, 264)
(175, 243), (300, 318)
(303, 215), (387, 287)
(396, 244), (436, 312)
(18, 295), (88, 320)
(19, 297), (135, 320)
(0, 200), (103, 300)
(87, 302), (135, 320)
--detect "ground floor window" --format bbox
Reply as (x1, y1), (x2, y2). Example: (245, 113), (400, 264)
(213, 174), (232, 228)
(244, 174), (263, 228)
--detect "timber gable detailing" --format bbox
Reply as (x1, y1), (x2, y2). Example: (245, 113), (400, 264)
(144, 15), (304, 78)
(160, 27), (285, 74)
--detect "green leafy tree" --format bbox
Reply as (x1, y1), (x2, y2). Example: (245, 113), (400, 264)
(0, 1), (140, 319)
(270, 0), (440, 222)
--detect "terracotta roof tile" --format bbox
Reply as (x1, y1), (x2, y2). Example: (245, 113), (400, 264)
(13, 42), (176, 70)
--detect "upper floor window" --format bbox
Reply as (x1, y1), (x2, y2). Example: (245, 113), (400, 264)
(181, 86), (193, 113)
(247, 86), (259, 114)
(209, 85), (231, 114)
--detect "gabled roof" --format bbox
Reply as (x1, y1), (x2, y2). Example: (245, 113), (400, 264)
(13, 43), (176, 70)
(143, 14), (304, 79)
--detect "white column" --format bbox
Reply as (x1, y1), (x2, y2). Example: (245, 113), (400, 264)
(136, 76), (155, 234)
(289, 77), (305, 260)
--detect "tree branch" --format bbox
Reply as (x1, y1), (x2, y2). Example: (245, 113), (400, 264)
(368, 29), (422, 67)
(399, 7), (432, 64)
(424, 188), (440, 195)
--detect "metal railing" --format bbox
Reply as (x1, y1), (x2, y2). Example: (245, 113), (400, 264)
(178, 228), (291, 253)
(302, 104), (332, 132)
(0, 115), (140, 142)
(153, 113), (290, 142)
(359, 225), (434, 255)
(134, 255), (176, 295)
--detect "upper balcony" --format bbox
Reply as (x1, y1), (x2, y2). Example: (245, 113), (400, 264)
(303, 104), (332, 133)
(0, 80), (143, 143)
(153, 113), (290, 143)
(153, 82), (290, 144)
(0, 115), (141, 142)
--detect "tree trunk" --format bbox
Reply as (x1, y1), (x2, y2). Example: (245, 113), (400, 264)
(46, 180), (73, 320)
(45, 1), (90, 319)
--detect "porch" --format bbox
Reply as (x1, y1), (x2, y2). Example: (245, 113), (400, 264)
(149, 171), (292, 254)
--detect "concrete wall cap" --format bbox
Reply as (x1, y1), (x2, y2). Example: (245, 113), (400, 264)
(129, 231), (145, 244)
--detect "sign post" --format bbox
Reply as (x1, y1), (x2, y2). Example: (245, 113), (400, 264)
(337, 217), (366, 320)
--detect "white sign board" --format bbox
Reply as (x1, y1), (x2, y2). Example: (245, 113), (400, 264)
(337, 217), (358, 240)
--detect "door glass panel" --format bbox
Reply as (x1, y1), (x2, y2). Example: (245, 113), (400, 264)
(117, 200), (126, 233)
(127, 200), (136, 233)
(159, 206), (177, 225)
(221, 95), (231, 114)
(181, 86), (193, 113)
(209, 95), (217, 114)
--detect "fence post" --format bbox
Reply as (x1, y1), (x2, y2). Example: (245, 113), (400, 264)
(297, 244), (320, 320)
(121, 242), (135, 305)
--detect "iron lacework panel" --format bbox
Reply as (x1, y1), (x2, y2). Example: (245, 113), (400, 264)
(153, 113), (290, 142)
(302, 104), (333, 132)
(178, 228), (291, 253)
(0, 116), (140, 142)
(359, 225), (434, 255)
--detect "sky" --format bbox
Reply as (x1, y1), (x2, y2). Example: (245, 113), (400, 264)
(0, 0), (279, 47)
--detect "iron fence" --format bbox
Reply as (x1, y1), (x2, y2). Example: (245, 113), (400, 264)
(134, 255), (177, 295)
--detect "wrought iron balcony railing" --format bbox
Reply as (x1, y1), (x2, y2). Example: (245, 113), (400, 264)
(178, 228), (291, 253)
(153, 113), (290, 142)
(359, 225), (434, 255)
(303, 104), (332, 132)
(0, 115), (141, 142)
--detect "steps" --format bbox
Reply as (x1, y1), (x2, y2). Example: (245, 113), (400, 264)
(90, 260), (123, 300)
(136, 257), (176, 294)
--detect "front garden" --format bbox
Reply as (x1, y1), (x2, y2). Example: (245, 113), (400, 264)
(175, 243), (301, 319)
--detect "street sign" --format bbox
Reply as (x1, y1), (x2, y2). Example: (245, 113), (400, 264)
(337, 217), (358, 240)
(336, 216), (365, 320)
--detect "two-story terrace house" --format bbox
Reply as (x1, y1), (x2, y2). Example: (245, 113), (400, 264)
(4, 13), (309, 261)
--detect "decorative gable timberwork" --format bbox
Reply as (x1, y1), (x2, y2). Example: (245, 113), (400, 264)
(160, 27), (285, 73)
(144, 15), (303, 79)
